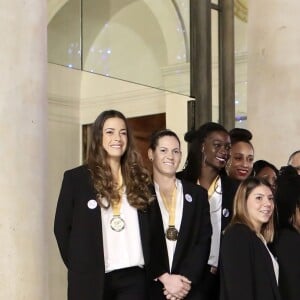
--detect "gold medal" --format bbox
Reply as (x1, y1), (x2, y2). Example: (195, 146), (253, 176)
(110, 169), (125, 232)
(166, 225), (178, 241)
(110, 216), (125, 232)
(161, 185), (179, 241)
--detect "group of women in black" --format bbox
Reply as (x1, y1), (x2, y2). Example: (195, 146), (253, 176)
(54, 110), (300, 300)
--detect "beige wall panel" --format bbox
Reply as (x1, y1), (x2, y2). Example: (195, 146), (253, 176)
(247, 0), (300, 167)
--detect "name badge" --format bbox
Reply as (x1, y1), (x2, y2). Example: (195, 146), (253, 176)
(87, 199), (97, 209)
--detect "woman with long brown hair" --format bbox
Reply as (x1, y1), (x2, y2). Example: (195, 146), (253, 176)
(54, 110), (152, 300)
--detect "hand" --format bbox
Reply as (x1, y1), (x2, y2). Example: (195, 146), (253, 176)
(158, 273), (191, 299)
(163, 290), (181, 300)
(163, 289), (184, 300)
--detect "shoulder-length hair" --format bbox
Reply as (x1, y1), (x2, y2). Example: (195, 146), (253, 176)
(229, 177), (275, 242)
(87, 110), (152, 210)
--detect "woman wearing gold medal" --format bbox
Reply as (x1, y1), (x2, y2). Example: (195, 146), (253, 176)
(54, 110), (152, 300)
(148, 129), (212, 300)
(178, 122), (240, 300)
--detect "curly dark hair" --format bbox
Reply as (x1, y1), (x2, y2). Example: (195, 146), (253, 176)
(87, 110), (152, 210)
(180, 122), (229, 183)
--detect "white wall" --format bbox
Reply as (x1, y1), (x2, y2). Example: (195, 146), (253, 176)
(247, 0), (300, 168)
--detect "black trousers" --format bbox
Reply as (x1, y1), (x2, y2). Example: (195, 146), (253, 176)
(200, 265), (220, 300)
(103, 266), (148, 300)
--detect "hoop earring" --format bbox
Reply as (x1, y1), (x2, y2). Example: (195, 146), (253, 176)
(225, 159), (232, 175)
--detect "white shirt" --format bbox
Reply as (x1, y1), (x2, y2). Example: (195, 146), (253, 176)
(154, 179), (183, 272)
(259, 235), (279, 284)
(207, 177), (222, 267)
(101, 190), (144, 273)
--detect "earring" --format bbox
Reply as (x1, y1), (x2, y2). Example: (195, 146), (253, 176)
(225, 159), (231, 175)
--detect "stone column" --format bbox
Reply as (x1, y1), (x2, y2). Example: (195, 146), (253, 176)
(219, 0), (235, 130)
(190, 0), (212, 128)
(0, 1), (48, 299)
(247, 0), (300, 167)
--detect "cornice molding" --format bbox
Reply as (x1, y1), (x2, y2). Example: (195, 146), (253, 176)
(49, 86), (168, 124)
(79, 87), (167, 124)
(48, 94), (80, 123)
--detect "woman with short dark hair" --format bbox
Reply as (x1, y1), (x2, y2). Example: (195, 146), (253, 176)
(252, 159), (279, 192)
(148, 129), (212, 300)
(226, 128), (254, 181)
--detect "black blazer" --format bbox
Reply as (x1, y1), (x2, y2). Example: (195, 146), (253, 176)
(274, 228), (300, 300)
(177, 171), (239, 232)
(219, 224), (281, 300)
(148, 179), (212, 298)
(219, 174), (240, 231)
(54, 165), (150, 300)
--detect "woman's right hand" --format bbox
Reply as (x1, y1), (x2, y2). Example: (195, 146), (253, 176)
(158, 273), (191, 299)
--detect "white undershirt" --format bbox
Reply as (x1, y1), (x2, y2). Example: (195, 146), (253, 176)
(207, 177), (222, 267)
(101, 190), (144, 273)
(154, 179), (183, 272)
(259, 235), (279, 284)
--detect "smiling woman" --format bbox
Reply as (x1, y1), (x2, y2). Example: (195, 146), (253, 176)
(226, 128), (254, 181)
(147, 129), (212, 300)
(102, 117), (128, 161)
(54, 110), (153, 300)
(219, 177), (280, 300)
(177, 122), (239, 300)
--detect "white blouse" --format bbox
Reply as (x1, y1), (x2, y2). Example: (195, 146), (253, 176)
(154, 179), (184, 272)
(101, 190), (144, 273)
(259, 234), (279, 284)
(207, 177), (222, 268)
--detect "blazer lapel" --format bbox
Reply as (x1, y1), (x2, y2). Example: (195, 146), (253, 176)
(149, 192), (171, 273)
(262, 246), (281, 300)
(138, 209), (150, 266)
(220, 175), (237, 230)
(171, 183), (195, 272)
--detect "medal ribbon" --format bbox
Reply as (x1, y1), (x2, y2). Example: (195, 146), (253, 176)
(111, 169), (123, 217)
(161, 186), (177, 227)
(112, 200), (121, 216)
(207, 175), (219, 199)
